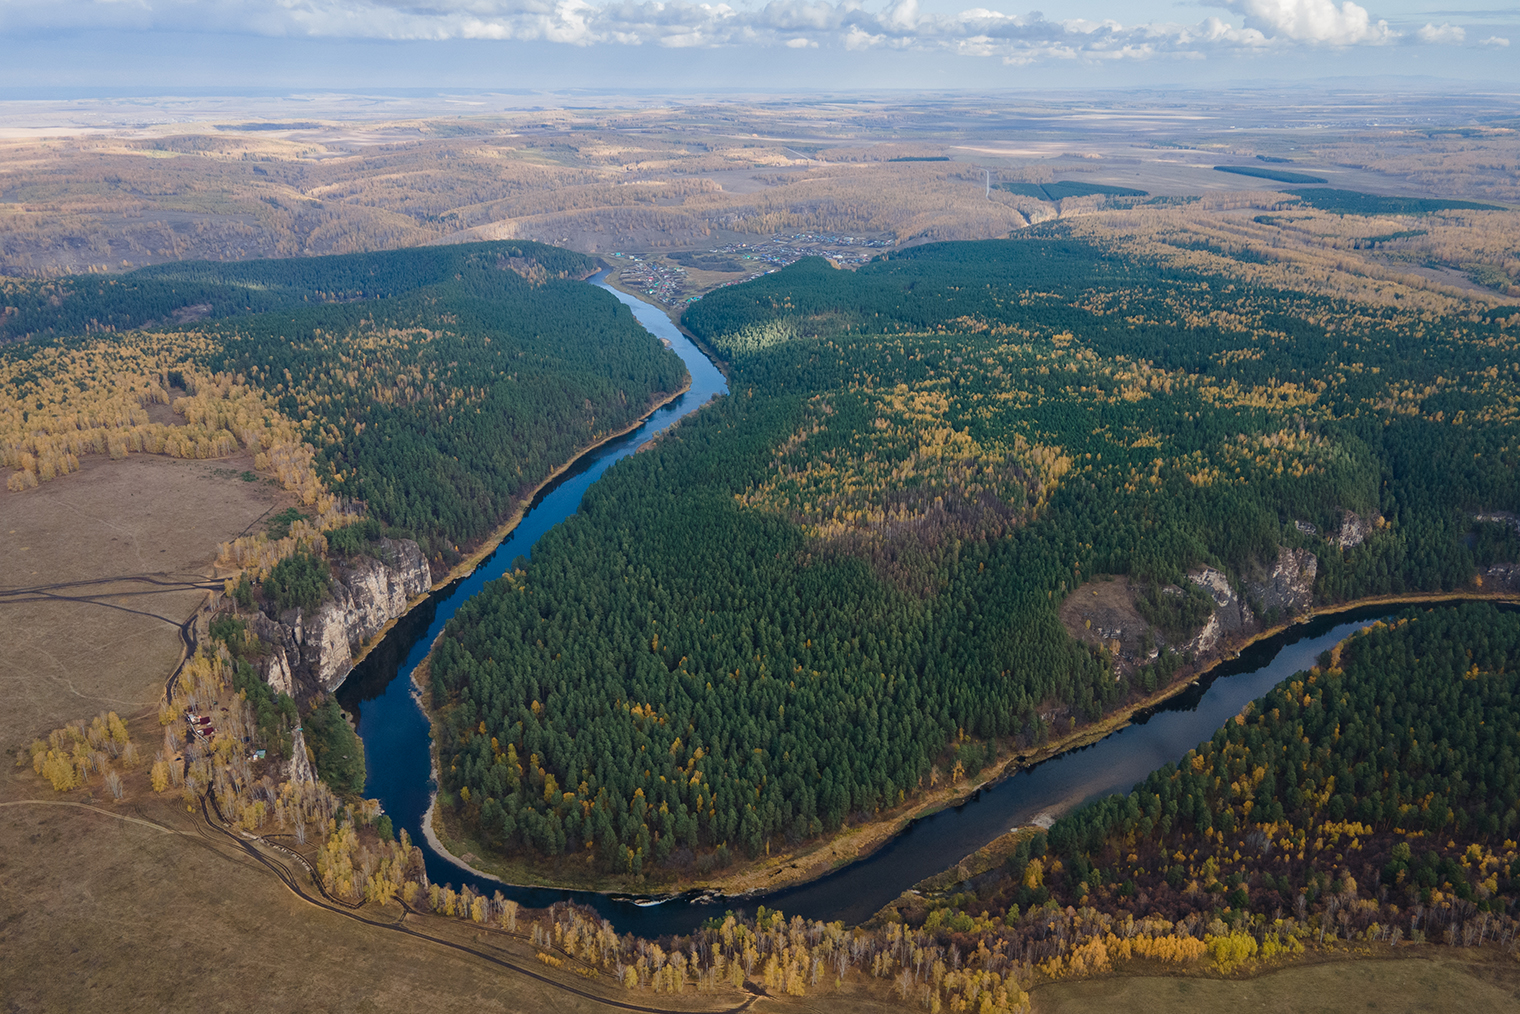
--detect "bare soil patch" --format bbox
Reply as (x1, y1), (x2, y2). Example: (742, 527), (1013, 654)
(1059, 576), (1150, 658)
(0, 451), (293, 747)
(142, 392), (187, 426)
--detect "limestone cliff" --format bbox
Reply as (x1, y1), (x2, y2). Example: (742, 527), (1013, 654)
(1331, 509), (1383, 550)
(1247, 546), (1318, 620)
(1184, 566), (1253, 656)
(1184, 547), (1317, 655)
(252, 538), (431, 698)
(1064, 508), (1514, 693)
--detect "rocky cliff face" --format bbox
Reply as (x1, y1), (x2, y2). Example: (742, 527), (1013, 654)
(1330, 509), (1384, 550)
(1185, 566), (1254, 655)
(1184, 547), (1317, 656)
(1068, 505), (1511, 689)
(1482, 562), (1520, 594)
(252, 538), (431, 699)
(1248, 546), (1318, 619)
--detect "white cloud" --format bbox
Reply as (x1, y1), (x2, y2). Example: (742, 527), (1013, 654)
(1415, 21), (1465, 42)
(1479, 34), (1510, 46)
(0, 0), (1484, 64)
(883, 0), (919, 30)
(842, 24), (886, 48)
(1215, 0), (1393, 45)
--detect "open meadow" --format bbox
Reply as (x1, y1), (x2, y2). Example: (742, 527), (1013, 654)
(1029, 954), (1520, 1013)
(0, 748), (735, 1014)
(0, 451), (291, 746)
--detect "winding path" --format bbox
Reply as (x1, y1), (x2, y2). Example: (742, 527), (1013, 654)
(189, 797), (764, 1014)
(3, 797), (760, 1012)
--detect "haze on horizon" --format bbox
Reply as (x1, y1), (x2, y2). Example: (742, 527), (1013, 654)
(1, 0), (1516, 94)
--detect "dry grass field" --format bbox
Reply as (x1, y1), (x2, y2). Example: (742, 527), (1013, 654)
(1, 92), (1514, 302)
(1029, 954), (1520, 1013)
(0, 706), (751, 1014)
(0, 792), (703, 1013)
(0, 451), (292, 748)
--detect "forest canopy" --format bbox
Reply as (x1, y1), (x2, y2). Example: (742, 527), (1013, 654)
(864, 602), (1520, 989)
(1042, 602), (1520, 926)
(1, 241), (689, 565)
(1284, 189), (1507, 215)
(427, 235), (1520, 876)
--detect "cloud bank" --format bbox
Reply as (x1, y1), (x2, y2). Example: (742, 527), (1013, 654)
(0, 0), (1490, 63)
(1217, 0), (1392, 45)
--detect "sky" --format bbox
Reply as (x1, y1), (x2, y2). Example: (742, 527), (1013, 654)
(0, 0), (1516, 92)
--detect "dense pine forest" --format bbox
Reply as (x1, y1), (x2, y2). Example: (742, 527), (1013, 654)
(464, 603), (1520, 1011)
(428, 235), (1520, 876)
(1, 242), (688, 565)
(0, 242), (596, 343)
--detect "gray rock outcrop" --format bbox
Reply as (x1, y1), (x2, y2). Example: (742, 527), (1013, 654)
(1482, 562), (1520, 594)
(1248, 545), (1318, 619)
(1332, 510), (1382, 550)
(1186, 566), (1254, 654)
(266, 646), (296, 698)
(251, 538), (431, 698)
(1476, 511), (1520, 535)
(1184, 546), (1316, 655)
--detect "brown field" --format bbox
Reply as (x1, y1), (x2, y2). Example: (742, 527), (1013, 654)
(1030, 954), (1520, 1013)
(1, 92), (1515, 307)
(0, 450), (292, 748)
(0, 783), (721, 1013)
(0, 723), (881, 1014)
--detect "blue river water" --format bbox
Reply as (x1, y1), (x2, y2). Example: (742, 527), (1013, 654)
(337, 273), (1457, 938)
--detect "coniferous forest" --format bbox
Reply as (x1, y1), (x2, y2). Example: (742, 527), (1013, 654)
(428, 234), (1520, 875)
(1, 242), (689, 564)
(12, 224), (1520, 1008)
(434, 603), (1520, 1008)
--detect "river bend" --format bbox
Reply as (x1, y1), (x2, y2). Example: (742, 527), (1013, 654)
(339, 274), (1438, 937)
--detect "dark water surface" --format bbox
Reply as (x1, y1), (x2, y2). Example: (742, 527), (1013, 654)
(339, 275), (1442, 937)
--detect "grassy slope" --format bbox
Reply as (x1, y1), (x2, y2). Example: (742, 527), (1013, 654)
(0, 733), (733, 1014)
(1031, 955), (1520, 1014)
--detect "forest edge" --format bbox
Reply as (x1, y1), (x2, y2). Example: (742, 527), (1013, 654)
(416, 586), (1520, 901)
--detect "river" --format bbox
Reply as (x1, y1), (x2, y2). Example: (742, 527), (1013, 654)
(338, 274), (1440, 939)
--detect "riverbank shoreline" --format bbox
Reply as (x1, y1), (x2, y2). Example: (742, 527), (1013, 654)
(343, 379), (691, 676)
(411, 654), (507, 889)
(434, 381), (693, 593)
(598, 268), (733, 385)
(396, 276), (733, 900)
(417, 587), (1520, 903)
(863, 588), (1520, 919)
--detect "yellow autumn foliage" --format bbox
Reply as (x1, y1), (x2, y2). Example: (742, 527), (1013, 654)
(1205, 930), (1259, 973)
